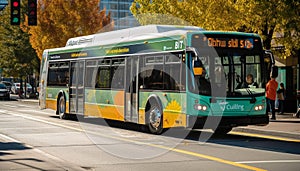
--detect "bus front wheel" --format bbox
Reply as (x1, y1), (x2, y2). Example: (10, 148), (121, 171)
(146, 99), (163, 134)
(58, 96), (67, 119)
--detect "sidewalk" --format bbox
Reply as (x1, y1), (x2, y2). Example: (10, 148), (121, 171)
(233, 113), (300, 140)
(12, 94), (39, 103)
(17, 98), (39, 103)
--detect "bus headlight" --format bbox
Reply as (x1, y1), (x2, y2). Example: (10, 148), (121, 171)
(254, 105), (264, 111)
(194, 104), (208, 111)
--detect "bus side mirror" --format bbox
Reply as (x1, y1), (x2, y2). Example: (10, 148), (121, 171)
(264, 50), (275, 65)
(186, 47), (199, 61)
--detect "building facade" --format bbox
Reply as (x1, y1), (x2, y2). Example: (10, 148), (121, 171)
(0, 0), (8, 11)
(100, 0), (139, 30)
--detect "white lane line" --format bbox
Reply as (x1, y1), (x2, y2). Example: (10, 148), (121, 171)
(16, 109), (53, 114)
(0, 133), (22, 143)
(2, 104), (16, 107)
(2, 104), (31, 108)
(7, 112), (83, 132)
(0, 109), (8, 113)
(237, 160), (300, 164)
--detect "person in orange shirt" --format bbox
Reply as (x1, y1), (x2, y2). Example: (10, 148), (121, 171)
(266, 75), (278, 120)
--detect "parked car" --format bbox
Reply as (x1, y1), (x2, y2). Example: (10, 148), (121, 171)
(0, 83), (10, 100)
(0, 81), (13, 93)
(11, 83), (32, 94)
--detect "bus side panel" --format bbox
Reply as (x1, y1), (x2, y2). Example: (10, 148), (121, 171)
(139, 91), (187, 128)
(84, 89), (125, 121)
(45, 87), (69, 112)
(45, 99), (57, 111)
(45, 88), (57, 111)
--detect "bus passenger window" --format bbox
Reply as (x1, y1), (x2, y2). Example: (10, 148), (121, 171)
(47, 62), (69, 86)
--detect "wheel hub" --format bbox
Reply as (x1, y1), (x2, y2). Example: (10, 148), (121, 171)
(149, 108), (161, 129)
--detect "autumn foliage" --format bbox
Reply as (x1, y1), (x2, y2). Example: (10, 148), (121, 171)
(23, 0), (114, 60)
(131, 0), (300, 58)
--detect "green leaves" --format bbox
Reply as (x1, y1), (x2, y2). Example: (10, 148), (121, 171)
(0, 4), (38, 77)
(131, 0), (299, 58)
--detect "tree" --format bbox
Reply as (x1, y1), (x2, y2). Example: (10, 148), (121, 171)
(0, 4), (38, 78)
(131, 0), (239, 29)
(130, 0), (300, 58)
(23, 0), (114, 60)
(234, 0), (300, 58)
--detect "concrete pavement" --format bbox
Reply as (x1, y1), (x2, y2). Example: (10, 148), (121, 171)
(233, 113), (300, 140)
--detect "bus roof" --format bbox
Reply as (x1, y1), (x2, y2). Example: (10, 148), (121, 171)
(65, 25), (204, 47)
(195, 30), (260, 37)
(45, 25), (261, 55)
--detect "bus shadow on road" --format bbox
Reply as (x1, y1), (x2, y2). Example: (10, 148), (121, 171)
(185, 129), (300, 155)
(59, 114), (300, 155)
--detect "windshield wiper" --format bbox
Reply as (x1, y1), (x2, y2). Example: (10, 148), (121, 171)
(246, 88), (256, 103)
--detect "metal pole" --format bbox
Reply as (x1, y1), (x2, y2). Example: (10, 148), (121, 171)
(297, 54), (300, 108)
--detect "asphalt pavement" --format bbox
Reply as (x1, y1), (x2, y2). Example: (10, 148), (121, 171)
(14, 95), (300, 140)
(1, 96), (300, 170)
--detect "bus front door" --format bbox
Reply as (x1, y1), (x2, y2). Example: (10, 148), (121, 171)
(69, 61), (85, 114)
(125, 57), (139, 123)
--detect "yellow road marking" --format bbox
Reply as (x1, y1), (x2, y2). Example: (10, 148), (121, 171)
(147, 143), (267, 171)
(9, 112), (266, 171)
(230, 131), (300, 143)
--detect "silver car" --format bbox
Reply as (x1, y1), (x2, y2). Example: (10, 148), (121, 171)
(11, 83), (32, 94)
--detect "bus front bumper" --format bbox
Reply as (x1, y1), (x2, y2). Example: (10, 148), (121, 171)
(187, 115), (269, 129)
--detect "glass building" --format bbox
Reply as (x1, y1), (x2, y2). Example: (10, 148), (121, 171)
(100, 0), (139, 30)
(0, 0), (8, 11)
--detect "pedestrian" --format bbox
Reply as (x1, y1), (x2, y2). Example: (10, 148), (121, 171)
(293, 104), (300, 118)
(266, 75), (278, 120)
(276, 83), (285, 114)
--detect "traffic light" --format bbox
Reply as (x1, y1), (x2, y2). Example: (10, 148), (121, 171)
(10, 0), (21, 25)
(28, 0), (37, 26)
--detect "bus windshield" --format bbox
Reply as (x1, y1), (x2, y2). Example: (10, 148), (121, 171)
(190, 52), (265, 97)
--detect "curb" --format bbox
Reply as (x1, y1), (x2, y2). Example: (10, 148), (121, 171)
(16, 98), (39, 103)
(232, 127), (300, 140)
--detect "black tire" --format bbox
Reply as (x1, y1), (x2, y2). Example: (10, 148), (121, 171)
(146, 99), (163, 134)
(213, 127), (232, 135)
(58, 95), (67, 119)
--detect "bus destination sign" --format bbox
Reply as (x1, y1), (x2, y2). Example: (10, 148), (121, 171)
(205, 37), (254, 49)
(192, 34), (256, 49)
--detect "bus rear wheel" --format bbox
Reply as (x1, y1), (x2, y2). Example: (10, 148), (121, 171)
(58, 96), (67, 119)
(146, 99), (163, 134)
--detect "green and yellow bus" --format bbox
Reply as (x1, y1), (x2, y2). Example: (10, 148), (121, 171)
(39, 25), (275, 134)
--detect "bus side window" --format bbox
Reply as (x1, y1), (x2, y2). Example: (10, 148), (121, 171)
(48, 62), (69, 86)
